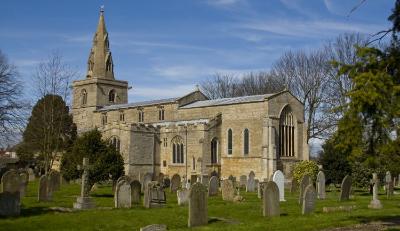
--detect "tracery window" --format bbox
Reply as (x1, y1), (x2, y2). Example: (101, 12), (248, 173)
(279, 106), (295, 157)
(172, 136), (184, 164)
(243, 128), (249, 155)
(227, 129), (233, 155)
(110, 136), (120, 153)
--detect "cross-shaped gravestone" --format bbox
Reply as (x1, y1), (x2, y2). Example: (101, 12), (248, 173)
(73, 158), (95, 209)
(368, 173), (382, 209)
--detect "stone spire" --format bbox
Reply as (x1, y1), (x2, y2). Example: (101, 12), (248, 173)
(86, 7), (114, 79)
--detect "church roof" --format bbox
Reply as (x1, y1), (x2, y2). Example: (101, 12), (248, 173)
(180, 93), (273, 109)
(97, 97), (179, 111)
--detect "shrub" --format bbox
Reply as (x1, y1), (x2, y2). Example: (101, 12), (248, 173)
(292, 160), (319, 184)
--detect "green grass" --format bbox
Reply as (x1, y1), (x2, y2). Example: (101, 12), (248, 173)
(0, 181), (399, 231)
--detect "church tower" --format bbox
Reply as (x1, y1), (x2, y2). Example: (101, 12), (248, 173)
(72, 8), (128, 133)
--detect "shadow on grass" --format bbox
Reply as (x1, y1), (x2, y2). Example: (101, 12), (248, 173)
(20, 206), (50, 217)
(91, 193), (113, 198)
(351, 215), (400, 226)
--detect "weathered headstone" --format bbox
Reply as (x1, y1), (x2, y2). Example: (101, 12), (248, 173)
(1, 170), (20, 193)
(263, 181), (280, 217)
(339, 175), (352, 201)
(258, 181), (265, 199)
(299, 175), (311, 205)
(388, 181), (394, 198)
(170, 174), (181, 192)
(368, 173), (382, 209)
(221, 179), (235, 201)
(201, 175), (209, 187)
(385, 171), (393, 198)
(316, 171), (326, 199)
(208, 176), (219, 196)
(158, 173), (164, 184)
(140, 224), (167, 231)
(188, 182), (208, 227)
(142, 172), (153, 193)
(73, 158), (95, 209)
(131, 180), (141, 205)
(302, 184), (316, 215)
(27, 168), (35, 182)
(49, 171), (61, 191)
(115, 180), (132, 208)
(19, 171), (28, 198)
(38, 175), (51, 202)
(177, 188), (189, 206)
(272, 170), (285, 201)
(144, 181), (166, 208)
(163, 177), (170, 188)
(0, 192), (20, 216)
(117, 175), (131, 184)
(239, 175), (247, 188)
(246, 171), (256, 192)
(290, 179), (298, 193)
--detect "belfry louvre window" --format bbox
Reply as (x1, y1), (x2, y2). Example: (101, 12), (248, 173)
(172, 136), (184, 164)
(227, 129), (233, 155)
(109, 89), (116, 103)
(138, 109), (144, 122)
(279, 106), (295, 157)
(243, 129), (249, 155)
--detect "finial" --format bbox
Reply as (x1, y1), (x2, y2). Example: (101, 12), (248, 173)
(195, 84), (200, 91)
(100, 5), (105, 13)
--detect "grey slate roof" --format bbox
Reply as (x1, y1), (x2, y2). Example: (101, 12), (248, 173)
(180, 94), (273, 109)
(97, 97), (178, 111)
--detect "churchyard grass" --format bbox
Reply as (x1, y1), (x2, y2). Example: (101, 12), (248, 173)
(0, 181), (399, 231)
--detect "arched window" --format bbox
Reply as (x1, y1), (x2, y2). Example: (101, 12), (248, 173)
(101, 113), (107, 125)
(158, 106), (165, 121)
(243, 129), (249, 155)
(279, 106), (295, 157)
(109, 89), (116, 103)
(227, 129), (233, 155)
(172, 136), (184, 164)
(138, 109), (144, 122)
(81, 89), (87, 105)
(211, 138), (218, 164)
(110, 136), (121, 153)
(192, 157), (196, 170)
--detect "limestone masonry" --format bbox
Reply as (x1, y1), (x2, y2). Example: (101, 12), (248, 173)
(71, 10), (309, 183)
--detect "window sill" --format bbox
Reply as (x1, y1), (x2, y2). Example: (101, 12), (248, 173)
(169, 163), (185, 166)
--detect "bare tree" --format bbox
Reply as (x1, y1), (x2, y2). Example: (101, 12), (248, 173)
(200, 73), (241, 99)
(238, 72), (285, 96)
(0, 50), (27, 145)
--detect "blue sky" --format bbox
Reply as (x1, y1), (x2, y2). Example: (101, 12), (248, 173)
(0, 0), (394, 103)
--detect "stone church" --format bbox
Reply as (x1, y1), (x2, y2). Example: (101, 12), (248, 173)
(71, 9), (309, 183)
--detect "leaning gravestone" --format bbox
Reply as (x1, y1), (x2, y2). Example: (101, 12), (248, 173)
(272, 170), (285, 201)
(170, 174), (181, 193)
(299, 175), (311, 205)
(188, 182), (208, 227)
(115, 180), (132, 208)
(246, 171), (256, 192)
(302, 184), (316, 215)
(263, 181), (280, 217)
(1, 169), (20, 193)
(208, 176), (219, 196)
(131, 180), (141, 205)
(339, 175), (352, 201)
(239, 175), (247, 188)
(142, 172), (153, 193)
(38, 175), (51, 202)
(368, 173), (382, 209)
(177, 188), (189, 206)
(221, 179), (235, 201)
(144, 181), (166, 208)
(0, 191), (20, 216)
(316, 171), (326, 199)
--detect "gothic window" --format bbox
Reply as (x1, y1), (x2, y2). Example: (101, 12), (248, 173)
(279, 106), (295, 157)
(172, 136), (184, 164)
(227, 129), (233, 155)
(192, 157), (195, 170)
(138, 109), (144, 122)
(81, 89), (87, 106)
(163, 138), (168, 147)
(110, 136), (120, 153)
(158, 106), (165, 121)
(211, 138), (218, 164)
(101, 113), (107, 125)
(109, 89), (116, 103)
(119, 111), (125, 122)
(243, 128), (249, 155)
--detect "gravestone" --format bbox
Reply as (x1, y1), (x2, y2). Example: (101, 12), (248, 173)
(239, 175), (247, 188)
(272, 170), (285, 201)
(255, 179), (259, 190)
(246, 171), (256, 192)
(316, 171), (326, 199)
(163, 177), (170, 188)
(117, 175), (131, 184)
(115, 180), (132, 208)
(302, 184), (316, 215)
(73, 158), (95, 209)
(0, 191), (20, 216)
(201, 175), (209, 187)
(290, 179), (298, 193)
(191, 175), (197, 185)
(140, 224), (167, 231)
(228, 175), (234, 182)
(188, 182), (208, 227)
(158, 173), (164, 184)
(208, 176), (219, 196)
(1, 169), (20, 193)
(177, 188), (189, 206)
(388, 181), (394, 198)
(38, 175), (51, 202)
(142, 172), (153, 193)
(170, 174), (181, 192)
(27, 168), (35, 182)
(263, 181), (280, 217)
(144, 181), (166, 208)
(385, 171), (393, 198)
(49, 171), (61, 191)
(19, 171), (28, 198)
(258, 181), (265, 199)
(339, 175), (352, 201)
(299, 175), (311, 205)
(131, 180), (141, 205)
(221, 179), (235, 201)
(368, 173), (382, 209)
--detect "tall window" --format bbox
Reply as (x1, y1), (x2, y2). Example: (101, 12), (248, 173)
(172, 136), (184, 164)
(101, 113), (107, 125)
(192, 157), (196, 170)
(279, 106), (295, 157)
(243, 128), (249, 155)
(211, 138), (218, 164)
(158, 106), (165, 121)
(119, 111), (125, 122)
(227, 129), (233, 155)
(81, 89), (87, 105)
(109, 89), (116, 103)
(138, 109), (144, 122)
(110, 136), (120, 153)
